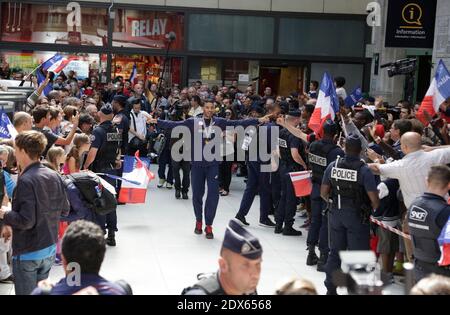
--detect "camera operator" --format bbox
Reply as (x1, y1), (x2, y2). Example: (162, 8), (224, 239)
(170, 101), (191, 199)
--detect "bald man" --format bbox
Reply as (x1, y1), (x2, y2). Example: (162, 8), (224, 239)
(13, 112), (33, 134)
(369, 132), (450, 208)
(128, 83), (150, 113)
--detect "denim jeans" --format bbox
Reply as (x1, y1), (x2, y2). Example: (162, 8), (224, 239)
(12, 255), (55, 295)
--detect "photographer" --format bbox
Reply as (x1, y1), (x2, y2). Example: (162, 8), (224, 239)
(128, 98), (152, 156)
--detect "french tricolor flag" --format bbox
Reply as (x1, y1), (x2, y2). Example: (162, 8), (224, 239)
(42, 53), (77, 74)
(417, 60), (450, 125)
(308, 72), (340, 137)
(289, 171), (313, 197)
(118, 151), (155, 204)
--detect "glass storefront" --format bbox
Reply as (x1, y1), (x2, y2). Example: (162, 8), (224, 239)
(0, 2), (369, 91)
(0, 50), (107, 80)
(0, 2), (108, 46)
(112, 54), (182, 86)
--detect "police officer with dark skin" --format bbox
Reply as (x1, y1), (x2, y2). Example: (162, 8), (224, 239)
(275, 110), (308, 236)
(408, 165), (450, 281)
(320, 134), (380, 295)
(83, 104), (122, 247)
(306, 120), (344, 270)
(182, 219), (262, 295)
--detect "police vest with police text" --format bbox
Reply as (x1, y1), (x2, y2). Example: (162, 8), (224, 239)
(408, 194), (448, 264)
(308, 140), (338, 183)
(278, 128), (302, 171)
(329, 157), (369, 209)
(93, 123), (120, 171)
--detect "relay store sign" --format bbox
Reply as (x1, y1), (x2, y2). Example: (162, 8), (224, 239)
(112, 10), (184, 49)
(130, 19), (167, 37)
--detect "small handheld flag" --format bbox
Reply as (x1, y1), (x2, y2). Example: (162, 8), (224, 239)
(417, 60), (450, 125)
(0, 110), (18, 139)
(289, 171), (313, 197)
(344, 86), (363, 108)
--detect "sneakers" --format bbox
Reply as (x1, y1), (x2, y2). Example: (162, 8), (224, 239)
(298, 209), (308, 218)
(393, 261), (404, 276)
(306, 246), (319, 266)
(166, 182), (173, 189)
(194, 221), (203, 235)
(205, 225), (214, 239)
(106, 231), (116, 246)
(175, 190), (181, 199)
(182, 192), (189, 200)
(157, 178), (166, 188)
(0, 275), (14, 284)
(235, 215), (250, 226)
(274, 224), (283, 234)
(282, 225), (302, 236)
(259, 218), (276, 228)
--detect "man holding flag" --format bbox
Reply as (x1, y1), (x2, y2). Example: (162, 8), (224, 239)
(35, 53), (77, 96)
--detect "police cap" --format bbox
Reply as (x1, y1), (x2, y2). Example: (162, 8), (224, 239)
(323, 119), (338, 135)
(113, 95), (128, 106)
(222, 219), (263, 260)
(100, 103), (113, 115)
(345, 133), (362, 150)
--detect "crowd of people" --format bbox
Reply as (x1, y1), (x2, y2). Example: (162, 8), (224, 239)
(0, 66), (449, 295)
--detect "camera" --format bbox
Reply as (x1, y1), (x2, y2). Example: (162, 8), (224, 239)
(380, 58), (417, 77)
(332, 251), (384, 295)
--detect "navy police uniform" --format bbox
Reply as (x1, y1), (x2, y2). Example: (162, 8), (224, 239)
(322, 134), (378, 294)
(408, 193), (450, 281)
(275, 111), (306, 234)
(182, 219), (262, 295)
(236, 120), (277, 225)
(306, 120), (344, 268)
(90, 104), (121, 235)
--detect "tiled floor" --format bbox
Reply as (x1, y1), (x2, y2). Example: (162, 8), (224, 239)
(1, 165), (404, 295)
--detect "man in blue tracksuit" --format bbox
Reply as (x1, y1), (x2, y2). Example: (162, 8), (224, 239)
(150, 101), (268, 239)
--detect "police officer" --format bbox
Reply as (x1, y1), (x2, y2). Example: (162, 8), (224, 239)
(408, 165), (450, 282)
(235, 105), (277, 228)
(306, 120), (344, 271)
(321, 134), (379, 295)
(149, 101), (268, 239)
(182, 219), (262, 295)
(275, 110), (308, 236)
(84, 103), (121, 246)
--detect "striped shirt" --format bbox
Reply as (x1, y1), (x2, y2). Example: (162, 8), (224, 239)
(379, 148), (450, 208)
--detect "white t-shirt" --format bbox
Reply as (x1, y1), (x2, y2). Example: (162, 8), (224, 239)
(336, 87), (347, 100)
(129, 110), (151, 142)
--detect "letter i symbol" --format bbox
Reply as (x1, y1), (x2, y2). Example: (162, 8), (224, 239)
(409, 8), (414, 20)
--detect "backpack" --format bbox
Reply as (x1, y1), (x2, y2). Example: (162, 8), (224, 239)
(66, 172), (117, 216)
(60, 176), (95, 222)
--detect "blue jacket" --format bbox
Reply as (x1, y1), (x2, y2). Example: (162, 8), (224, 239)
(2, 162), (70, 256)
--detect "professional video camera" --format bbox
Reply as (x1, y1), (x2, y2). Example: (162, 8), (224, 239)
(332, 251), (384, 295)
(380, 58), (417, 78)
